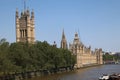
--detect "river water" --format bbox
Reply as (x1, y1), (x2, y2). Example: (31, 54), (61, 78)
(27, 64), (120, 80)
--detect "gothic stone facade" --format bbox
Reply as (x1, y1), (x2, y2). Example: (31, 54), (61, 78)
(69, 33), (103, 68)
(61, 32), (103, 68)
(16, 9), (35, 43)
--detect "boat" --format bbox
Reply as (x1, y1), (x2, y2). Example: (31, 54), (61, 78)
(99, 73), (120, 80)
(99, 74), (109, 80)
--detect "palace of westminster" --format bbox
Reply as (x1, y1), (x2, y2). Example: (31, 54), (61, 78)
(15, 7), (103, 68)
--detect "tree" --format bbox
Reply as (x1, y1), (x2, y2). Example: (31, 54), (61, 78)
(0, 39), (76, 73)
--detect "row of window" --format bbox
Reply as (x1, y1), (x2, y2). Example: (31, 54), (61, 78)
(20, 29), (27, 37)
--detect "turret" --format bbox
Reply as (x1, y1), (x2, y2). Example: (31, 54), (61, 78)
(16, 8), (19, 18)
(16, 8), (20, 42)
(26, 9), (30, 17)
(26, 9), (30, 28)
(99, 48), (103, 64)
(31, 9), (34, 19)
(16, 8), (19, 24)
(31, 9), (35, 27)
(73, 32), (81, 45)
(21, 11), (24, 17)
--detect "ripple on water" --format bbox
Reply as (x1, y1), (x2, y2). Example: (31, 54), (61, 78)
(26, 64), (120, 80)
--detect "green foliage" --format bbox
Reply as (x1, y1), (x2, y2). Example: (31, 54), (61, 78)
(103, 52), (120, 61)
(103, 53), (113, 61)
(0, 39), (76, 73)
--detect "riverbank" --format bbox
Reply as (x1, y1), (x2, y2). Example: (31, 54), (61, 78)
(0, 66), (74, 80)
(0, 64), (104, 80)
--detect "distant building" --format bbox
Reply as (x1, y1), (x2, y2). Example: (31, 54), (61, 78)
(115, 52), (120, 56)
(16, 9), (35, 43)
(61, 31), (103, 68)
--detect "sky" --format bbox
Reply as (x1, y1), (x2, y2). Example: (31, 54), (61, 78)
(0, 0), (120, 52)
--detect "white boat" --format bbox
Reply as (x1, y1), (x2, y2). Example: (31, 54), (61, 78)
(99, 73), (120, 80)
(99, 74), (109, 80)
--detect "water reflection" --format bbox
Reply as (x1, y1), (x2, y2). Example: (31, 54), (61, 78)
(26, 65), (120, 80)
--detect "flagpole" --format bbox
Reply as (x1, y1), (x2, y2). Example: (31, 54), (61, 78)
(24, 0), (26, 11)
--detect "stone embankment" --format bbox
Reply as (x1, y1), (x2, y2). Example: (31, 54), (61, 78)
(0, 66), (73, 80)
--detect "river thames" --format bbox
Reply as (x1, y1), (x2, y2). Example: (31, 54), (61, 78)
(27, 64), (120, 80)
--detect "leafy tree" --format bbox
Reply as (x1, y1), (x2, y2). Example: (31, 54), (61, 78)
(103, 52), (114, 61)
(0, 39), (76, 73)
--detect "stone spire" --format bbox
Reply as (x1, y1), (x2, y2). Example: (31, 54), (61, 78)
(61, 29), (68, 49)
